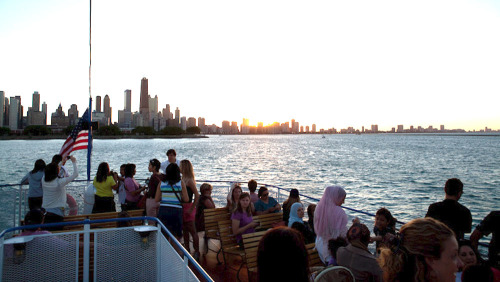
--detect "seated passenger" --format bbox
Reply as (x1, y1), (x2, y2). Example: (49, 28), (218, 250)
(21, 159), (46, 210)
(337, 223), (383, 282)
(231, 192), (259, 248)
(462, 264), (495, 282)
(470, 210), (500, 269)
(195, 183), (216, 232)
(327, 237), (347, 266)
(306, 204), (316, 235)
(20, 209), (51, 236)
(289, 202), (315, 244)
(257, 227), (309, 282)
(378, 218), (463, 282)
(254, 187), (281, 215)
(371, 207), (396, 253)
(314, 186), (348, 264)
(282, 189), (300, 225)
(248, 179), (259, 203)
(226, 183), (242, 213)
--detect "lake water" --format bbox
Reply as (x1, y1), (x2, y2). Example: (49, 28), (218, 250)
(0, 134), (499, 235)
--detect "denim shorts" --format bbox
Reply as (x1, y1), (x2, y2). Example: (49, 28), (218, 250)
(158, 205), (183, 237)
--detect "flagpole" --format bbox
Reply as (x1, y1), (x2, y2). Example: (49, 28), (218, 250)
(87, 0), (92, 181)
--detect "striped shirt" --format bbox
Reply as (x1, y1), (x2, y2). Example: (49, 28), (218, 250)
(160, 180), (183, 208)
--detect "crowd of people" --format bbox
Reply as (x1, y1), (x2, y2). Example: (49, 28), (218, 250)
(19, 151), (500, 281)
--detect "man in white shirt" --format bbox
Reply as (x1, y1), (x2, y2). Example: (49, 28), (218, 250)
(160, 149), (180, 173)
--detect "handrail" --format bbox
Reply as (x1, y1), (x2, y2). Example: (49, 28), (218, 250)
(6, 179), (491, 249)
(0, 216), (214, 282)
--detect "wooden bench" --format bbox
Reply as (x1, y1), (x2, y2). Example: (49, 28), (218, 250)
(252, 212), (284, 230)
(242, 230), (267, 281)
(61, 209), (145, 231)
(306, 243), (324, 267)
(203, 207), (230, 255)
(217, 219), (247, 278)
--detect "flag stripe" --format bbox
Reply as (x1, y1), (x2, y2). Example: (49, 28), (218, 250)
(58, 110), (91, 158)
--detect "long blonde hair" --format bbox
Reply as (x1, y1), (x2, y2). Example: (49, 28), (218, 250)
(377, 218), (454, 282)
(180, 159), (195, 182)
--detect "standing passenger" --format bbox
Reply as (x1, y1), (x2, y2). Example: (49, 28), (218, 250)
(42, 156), (78, 226)
(123, 163), (146, 211)
(160, 149), (180, 174)
(155, 163), (188, 238)
(314, 186), (348, 264)
(145, 159), (163, 224)
(470, 211), (500, 269)
(21, 159), (46, 210)
(92, 162), (118, 213)
(179, 159), (200, 260)
(117, 164), (127, 211)
(426, 178), (472, 240)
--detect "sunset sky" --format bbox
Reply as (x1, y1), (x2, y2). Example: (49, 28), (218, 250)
(1, 0), (499, 131)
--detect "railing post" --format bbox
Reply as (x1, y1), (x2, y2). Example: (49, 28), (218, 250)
(18, 184), (23, 228)
(0, 236), (4, 279)
(156, 225), (161, 282)
(183, 254), (189, 281)
(83, 221), (90, 282)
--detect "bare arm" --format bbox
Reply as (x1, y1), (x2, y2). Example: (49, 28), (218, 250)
(204, 198), (215, 209)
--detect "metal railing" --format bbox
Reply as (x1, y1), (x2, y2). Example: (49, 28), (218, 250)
(0, 217), (213, 282)
(5, 179), (491, 255)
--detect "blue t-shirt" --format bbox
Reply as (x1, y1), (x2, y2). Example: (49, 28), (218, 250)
(254, 197), (279, 213)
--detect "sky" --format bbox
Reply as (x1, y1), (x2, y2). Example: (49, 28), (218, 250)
(1, 0), (499, 131)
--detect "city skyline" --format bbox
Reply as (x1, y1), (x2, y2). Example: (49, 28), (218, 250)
(2, 86), (498, 133)
(1, 0), (500, 131)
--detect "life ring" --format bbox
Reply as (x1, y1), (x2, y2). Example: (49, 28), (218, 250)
(66, 193), (78, 216)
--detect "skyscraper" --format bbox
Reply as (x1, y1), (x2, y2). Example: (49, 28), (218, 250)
(9, 97), (19, 130)
(174, 107), (180, 127)
(68, 104), (79, 126)
(4, 97), (9, 127)
(32, 91), (40, 112)
(124, 89), (131, 112)
(96, 96), (102, 112)
(0, 91), (4, 127)
(149, 95), (158, 116)
(104, 95), (111, 125)
(139, 77), (150, 125)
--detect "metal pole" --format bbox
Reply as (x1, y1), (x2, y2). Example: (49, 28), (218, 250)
(87, 0), (92, 182)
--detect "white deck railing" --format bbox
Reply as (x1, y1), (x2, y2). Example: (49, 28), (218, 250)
(0, 217), (213, 282)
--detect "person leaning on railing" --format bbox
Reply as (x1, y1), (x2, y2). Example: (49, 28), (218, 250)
(92, 162), (118, 213)
(21, 159), (46, 210)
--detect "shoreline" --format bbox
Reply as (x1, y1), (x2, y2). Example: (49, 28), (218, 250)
(1, 132), (499, 140)
(0, 134), (209, 140)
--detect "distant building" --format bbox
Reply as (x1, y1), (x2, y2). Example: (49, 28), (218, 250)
(222, 121), (230, 134)
(139, 78), (149, 125)
(180, 116), (187, 130)
(397, 125), (404, 133)
(103, 95), (111, 125)
(231, 121), (239, 134)
(306, 126), (310, 133)
(440, 125), (445, 131)
(124, 89), (131, 112)
(68, 104), (79, 126)
(95, 96), (101, 112)
(0, 91), (4, 127)
(9, 97), (20, 130)
(198, 117), (206, 132)
(118, 110), (132, 128)
(51, 104), (69, 127)
(371, 124), (378, 132)
(174, 107), (180, 127)
(92, 112), (108, 127)
(312, 124), (316, 133)
(3, 97), (9, 127)
(187, 117), (196, 128)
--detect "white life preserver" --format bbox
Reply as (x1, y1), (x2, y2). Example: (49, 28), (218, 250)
(83, 184), (96, 215)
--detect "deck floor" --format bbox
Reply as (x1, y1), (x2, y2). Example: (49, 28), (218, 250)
(184, 232), (253, 282)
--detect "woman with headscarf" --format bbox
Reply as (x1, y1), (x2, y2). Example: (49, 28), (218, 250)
(337, 223), (383, 282)
(289, 202), (316, 244)
(314, 186), (348, 264)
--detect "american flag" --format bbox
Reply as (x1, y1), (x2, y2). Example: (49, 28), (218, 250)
(59, 109), (91, 158)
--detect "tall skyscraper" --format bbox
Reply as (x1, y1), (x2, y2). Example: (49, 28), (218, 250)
(0, 91), (4, 127)
(174, 107), (180, 127)
(9, 97), (19, 130)
(96, 96), (102, 112)
(4, 97), (9, 127)
(149, 95), (158, 115)
(124, 89), (131, 112)
(32, 91), (40, 112)
(104, 95), (111, 125)
(139, 78), (150, 125)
